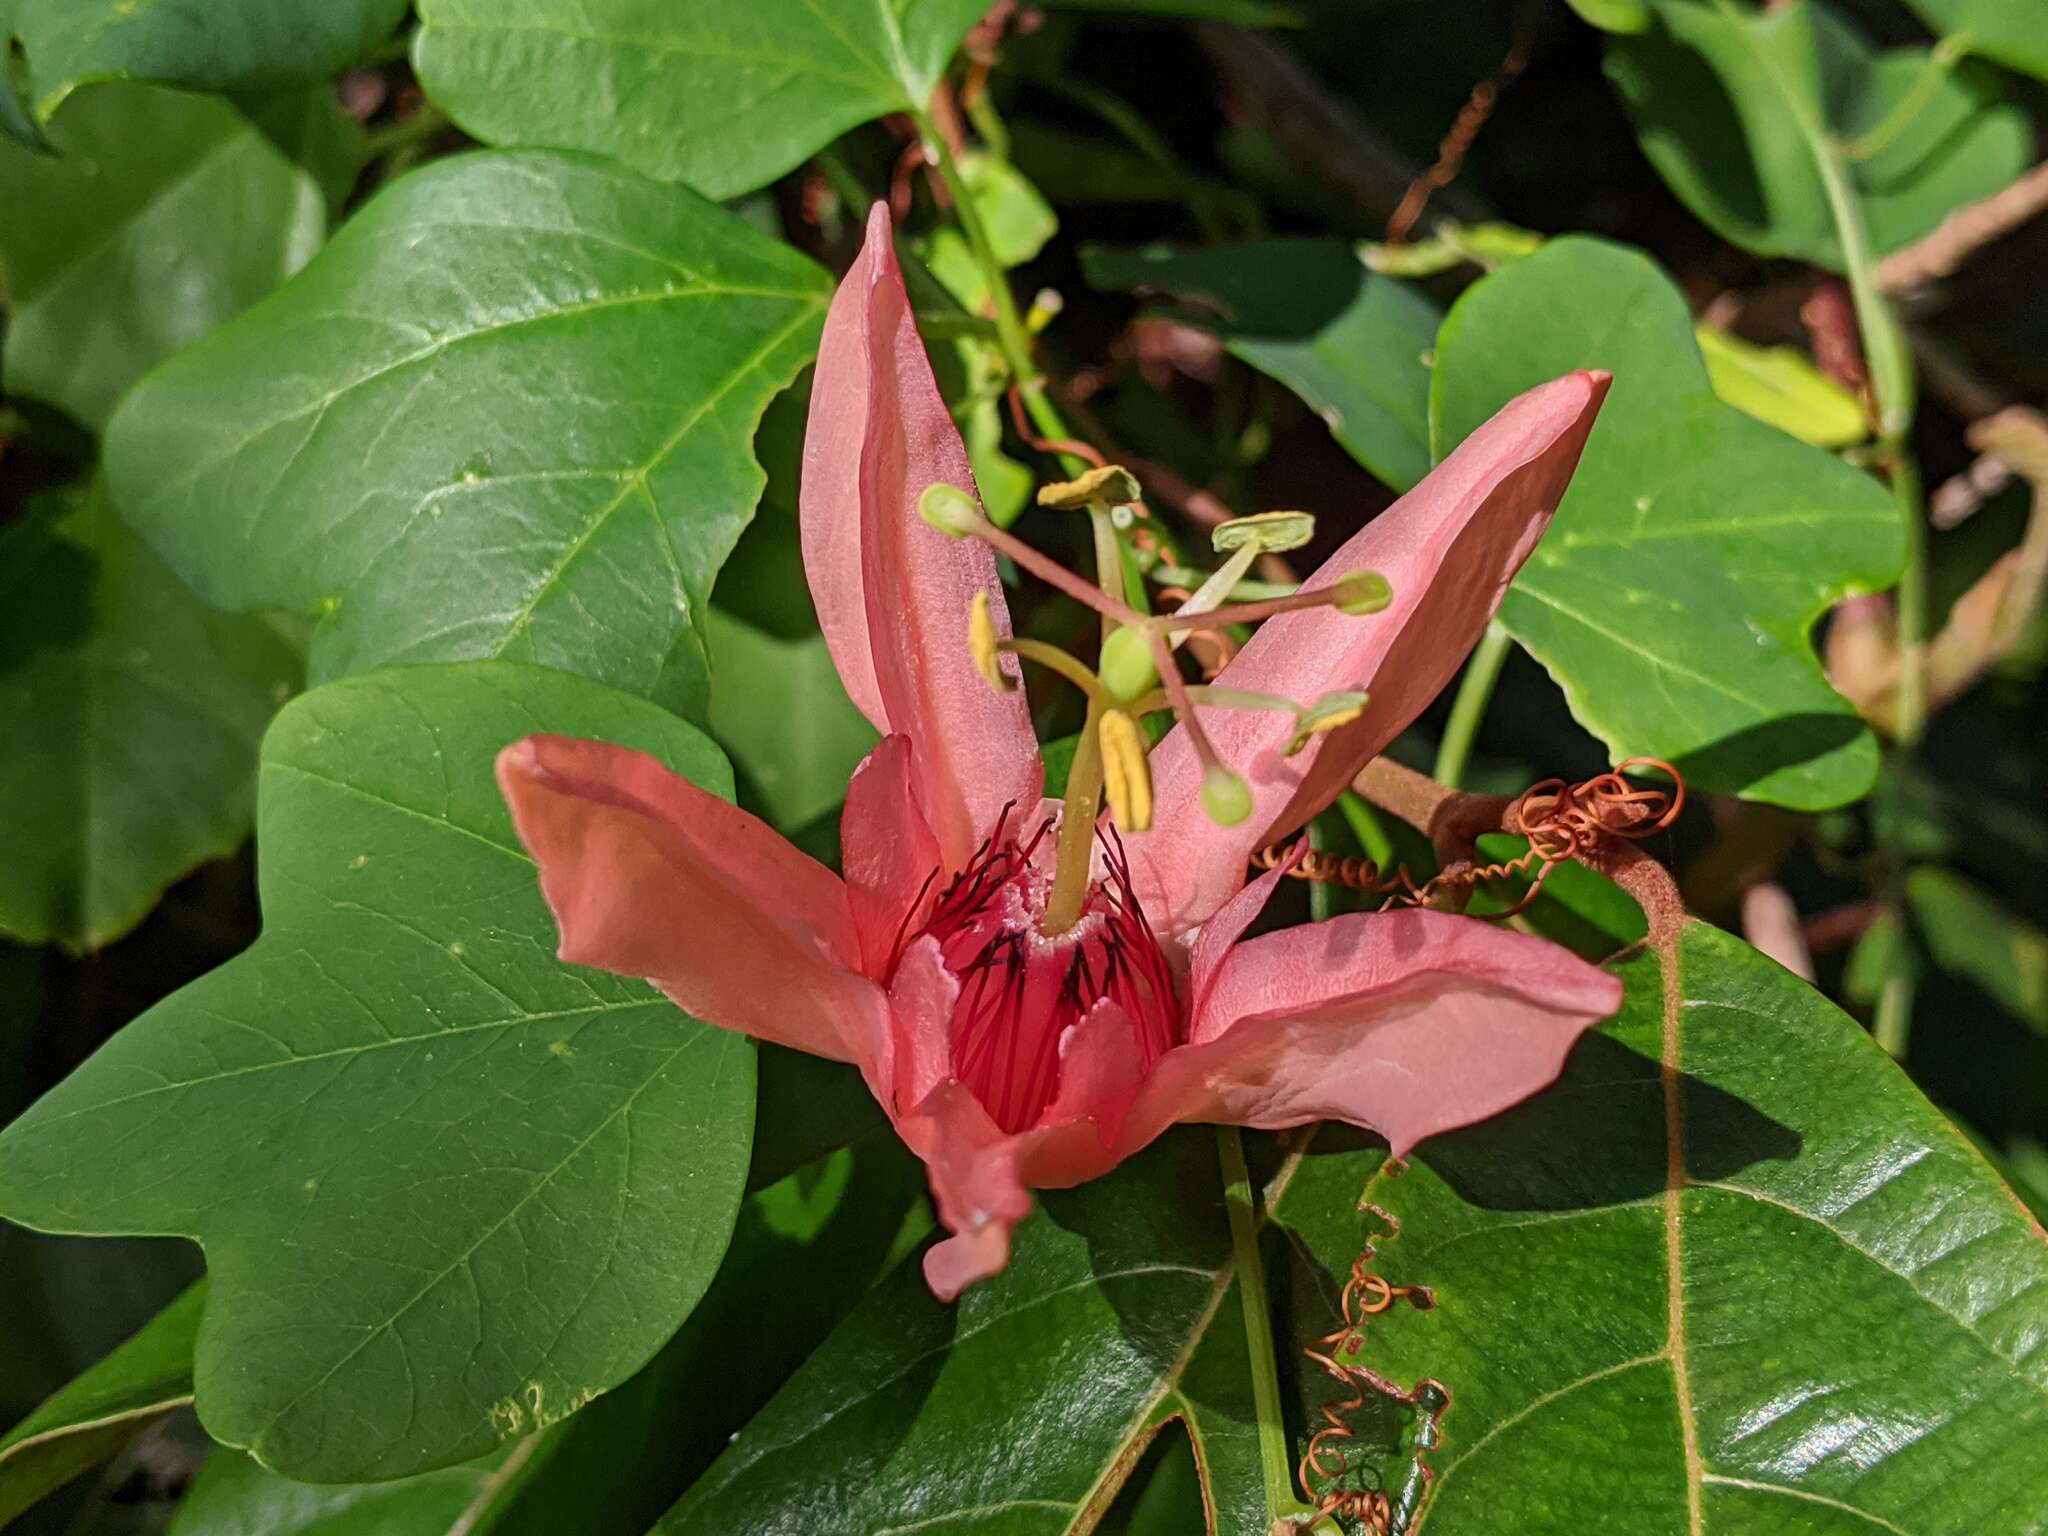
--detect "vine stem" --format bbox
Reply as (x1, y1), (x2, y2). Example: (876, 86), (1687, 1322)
(1218, 1126), (1314, 1527)
(912, 110), (1087, 474)
(1432, 620), (1512, 789)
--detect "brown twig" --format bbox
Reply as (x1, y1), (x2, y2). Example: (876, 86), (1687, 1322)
(1878, 160), (2048, 303)
(1385, 4), (1539, 245)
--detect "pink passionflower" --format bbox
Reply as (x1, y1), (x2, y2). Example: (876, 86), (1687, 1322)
(497, 206), (1622, 1299)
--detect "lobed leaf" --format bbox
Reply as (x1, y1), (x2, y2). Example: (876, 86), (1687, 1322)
(0, 662), (756, 1481)
(104, 150), (830, 723)
(1431, 237), (1903, 810)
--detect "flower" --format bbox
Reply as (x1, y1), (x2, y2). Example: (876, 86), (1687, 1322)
(496, 205), (1622, 1300)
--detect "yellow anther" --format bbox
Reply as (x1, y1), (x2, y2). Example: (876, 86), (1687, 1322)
(1037, 464), (1141, 511)
(1285, 689), (1369, 756)
(1213, 510), (1315, 555)
(968, 591), (1013, 693)
(1098, 709), (1153, 833)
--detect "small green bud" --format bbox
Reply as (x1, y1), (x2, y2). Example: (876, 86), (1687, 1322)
(1200, 763), (1253, 826)
(1098, 625), (1157, 703)
(1213, 510), (1315, 555)
(1334, 570), (1392, 615)
(1037, 464), (1142, 511)
(918, 482), (984, 538)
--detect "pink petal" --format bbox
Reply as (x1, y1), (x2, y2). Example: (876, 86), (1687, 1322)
(1123, 909), (1622, 1158)
(1185, 847), (1295, 1022)
(801, 203), (1041, 867)
(884, 935), (958, 1115)
(1132, 371), (1610, 933)
(895, 1012), (1138, 1300)
(496, 735), (889, 1073)
(841, 735), (943, 978)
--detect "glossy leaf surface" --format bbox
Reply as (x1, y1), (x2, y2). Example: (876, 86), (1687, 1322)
(1277, 922), (2048, 1532)
(412, 0), (989, 198)
(104, 150), (829, 722)
(0, 83), (349, 432)
(1432, 237), (1902, 810)
(1901, 0), (2048, 80)
(0, 662), (755, 1482)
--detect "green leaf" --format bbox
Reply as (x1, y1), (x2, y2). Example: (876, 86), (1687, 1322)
(1562, 0), (1648, 33)
(168, 1135), (925, 1536)
(1082, 239), (1438, 492)
(0, 1282), (201, 1527)
(0, 488), (300, 949)
(0, 662), (756, 1481)
(1694, 325), (1867, 449)
(1431, 237), (1903, 811)
(0, 83), (353, 431)
(1605, 0), (2029, 266)
(1906, 867), (2048, 1036)
(1273, 921), (2048, 1532)
(656, 1129), (1274, 1535)
(1901, 0), (2048, 81)
(411, 0), (990, 198)
(0, 0), (405, 129)
(706, 608), (877, 834)
(103, 150), (829, 724)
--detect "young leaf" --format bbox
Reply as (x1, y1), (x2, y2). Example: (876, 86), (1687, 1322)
(0, 83), (353, 431)
(0, 488), (300, 950)
(103, 151), (829, 724)
(1275, 922), (2048, 1531)
(1604, 0), (2028, 267)
(1082, 239), (1438, 492)
(411, 0), (991, 198)
(0, 662), (756, 1482)
(0, 0), (405, 134)
(1431, 237), (1903, 811)
(0, 1282), (202, 1526)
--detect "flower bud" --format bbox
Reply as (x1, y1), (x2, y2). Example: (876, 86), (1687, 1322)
(1098, 625), (1157, 703)
(918, 482), (984, 538)
(1334, 569), (1392, 615)
(968, 592), (1013, 693)
(1200, 763), (1253, 826)
(1097, 709), (1153, 833)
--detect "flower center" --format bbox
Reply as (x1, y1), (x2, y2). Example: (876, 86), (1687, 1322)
(905, 810), (1183, 1134)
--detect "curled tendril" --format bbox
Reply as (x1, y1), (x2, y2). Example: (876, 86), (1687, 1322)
(1253, 758), (1685, 922)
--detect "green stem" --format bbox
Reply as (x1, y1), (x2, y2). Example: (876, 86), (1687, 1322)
(1888, 449), (1929, 745)
(1218, 1127), (1311, 1526)
(814, 148), (870, 222)
(1433, 620), (1512, 788)
(361, 103), (449, 161)
(1042, 695), (1106, 936)
(1840, 35), (1969, 162)
(914, 112), (1090, 476)
(1874, 969), (1915, 1058)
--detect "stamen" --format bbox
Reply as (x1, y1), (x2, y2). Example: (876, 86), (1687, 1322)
(967, 592), (1013, 693)
(1098, 709), (1153, 833)
(1036, 464), (1141, 511)
(1172, 569), (1393, 632)
(1000, 637), (1108, 702)
(1286, 689), (1371, 756)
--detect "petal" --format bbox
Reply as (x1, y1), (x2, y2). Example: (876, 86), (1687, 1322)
(1132, 371), (1610, 932)
(1184, 847), (1295, 1023)
(497, 735), (888, 1071)
(885, 935), (958, 1116)
(1121, 909), (1622, 1158)
(841, 735), (944, 977)
(896, 1082), (1034, 1301)
(801, 203), (1041, 866)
